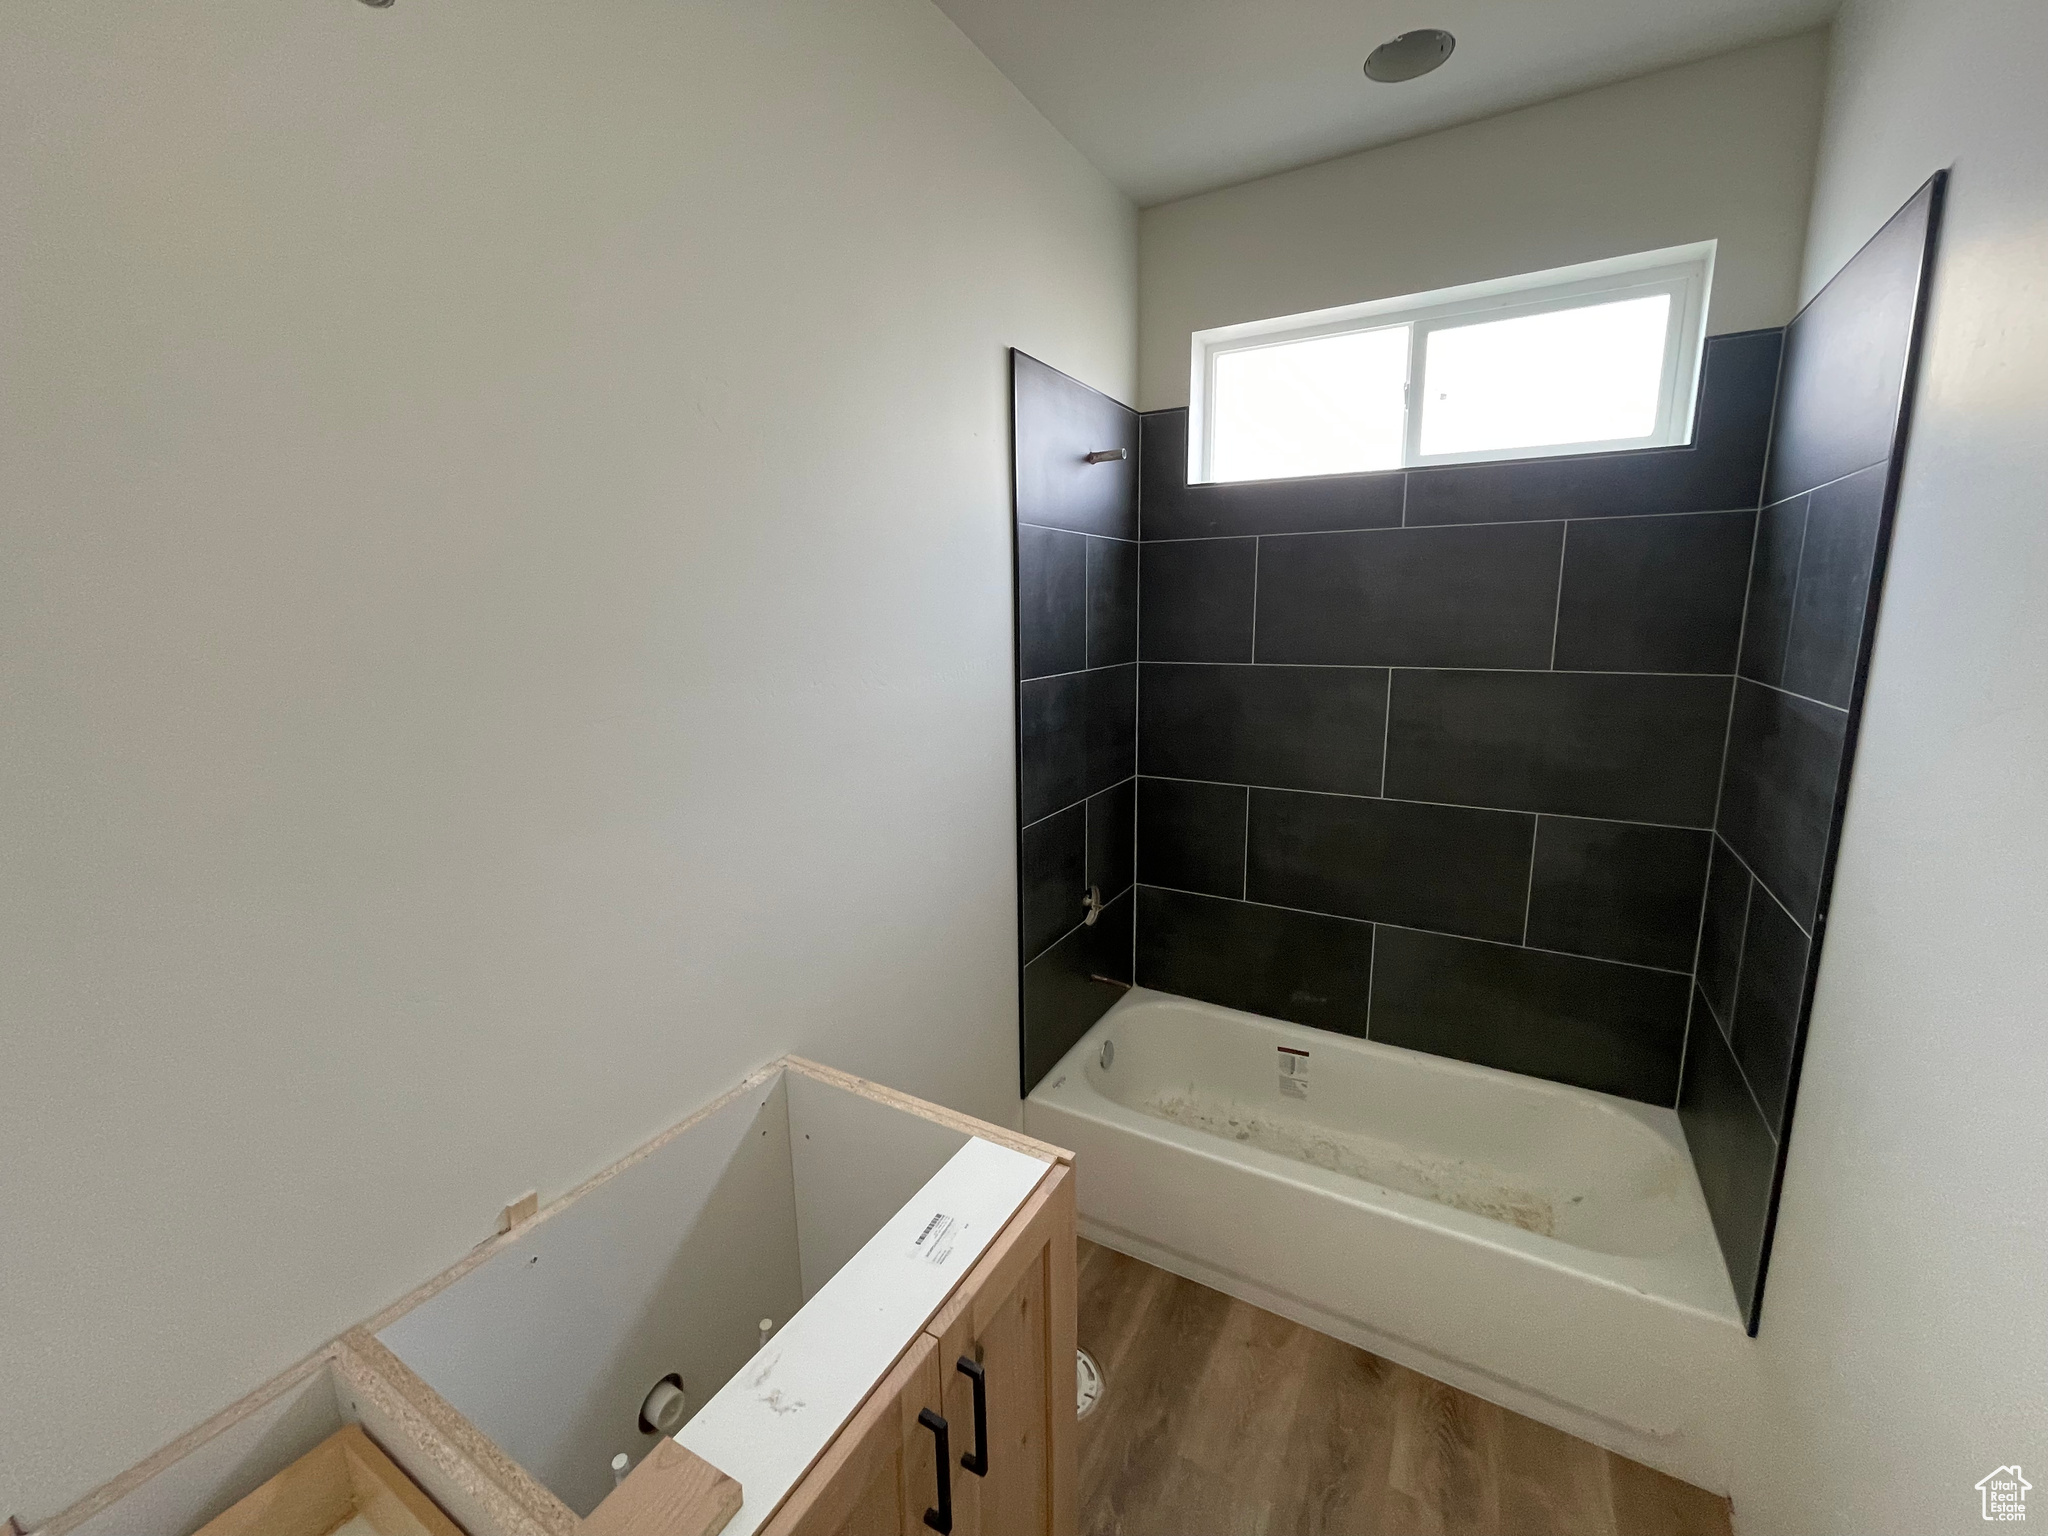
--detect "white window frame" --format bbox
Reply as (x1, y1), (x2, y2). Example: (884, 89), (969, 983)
(1187, 241), (1716, 484)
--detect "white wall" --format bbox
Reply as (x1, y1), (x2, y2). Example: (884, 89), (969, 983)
(1135, 33), (1826, 410)
(1731, 2), (2048, 1532)
(0, 1), (1132, 1523)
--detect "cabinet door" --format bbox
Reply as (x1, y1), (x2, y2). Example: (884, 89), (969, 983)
(764, 1332), (948, 1536)
(924, 1165), (1076, 1536)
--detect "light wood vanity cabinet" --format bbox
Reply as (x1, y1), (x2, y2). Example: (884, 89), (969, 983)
(761, 1334), (941, 1536)
(763, 1165), (1076, 1536)
(921, 1168), (1074, 1536)
(36, 1059), (1076, 1536)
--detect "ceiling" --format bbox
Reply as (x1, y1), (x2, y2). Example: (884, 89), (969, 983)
(931, 0), (1836, 206)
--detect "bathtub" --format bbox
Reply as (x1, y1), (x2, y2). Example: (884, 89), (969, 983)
(1024, 988), (1751, 1492)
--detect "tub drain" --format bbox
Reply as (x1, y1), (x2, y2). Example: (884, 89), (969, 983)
(1076, 1348), (1103, 1418)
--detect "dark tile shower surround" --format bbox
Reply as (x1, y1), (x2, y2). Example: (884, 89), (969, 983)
(1013, 352), (1139, 1092)
(1131, 328), (1783, 1109)
(1681, 175), (1945, 1330)
(1014, 177), (1939, 1327)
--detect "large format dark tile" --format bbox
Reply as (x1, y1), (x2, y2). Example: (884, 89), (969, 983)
(1017, 523), (1087, 680)
(1247, 791), (1533, 944)
(1525, 818), (1712, 972)
(1678, 993), (1778, 1322)
(1086, 536), (1138, 668)
(1552, 511), (1755, 674)
(1137, 777), (1247, 899)
(1368, 926), (1689, 1104)
(1696, 837), (1752, 1031)
(1783, 465), (1887, 708)
(1019, 664), (1136, 823)
(1765, 176), (1941, 504)
(1254, 522), (1563, 669)
(1738, 496), (1808, 686)
(1021, 802), (1087, 962)
(1729, 886), (1811, 1132)
(1021, 887), (1133, 1093)
(1140, 538), (1257, 662)
(1136, 886), (1374, 1035)
(1086, 778), (1134, 902)
(1139, 663), (1388, 796)
(1140, 409), (1405, 540)
(1404, 330), (1782, 527)
(1384, 670), (1730, 826)
(1716, 679), (1846, 929)
(1013, 350), (1137, 540)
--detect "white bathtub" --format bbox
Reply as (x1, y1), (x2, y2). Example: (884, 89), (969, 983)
(1024, 988), (1751, 1492)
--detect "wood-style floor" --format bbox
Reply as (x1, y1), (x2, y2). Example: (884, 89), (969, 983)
(1074, 1240), (1732, 1536)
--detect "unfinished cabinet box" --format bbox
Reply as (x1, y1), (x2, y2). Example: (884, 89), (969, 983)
(192, 1426), (462, 1536)
(33, 1059), (1076, 1536)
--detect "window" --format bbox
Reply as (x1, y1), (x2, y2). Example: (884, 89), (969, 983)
(1189, 242), (1714, 484)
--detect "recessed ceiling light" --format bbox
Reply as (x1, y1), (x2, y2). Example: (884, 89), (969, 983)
(1364, 29), (1455, 83)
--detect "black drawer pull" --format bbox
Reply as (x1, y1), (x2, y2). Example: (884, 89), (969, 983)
(919, 1408), (953, 1534)
(957, 1357), (988, 1477)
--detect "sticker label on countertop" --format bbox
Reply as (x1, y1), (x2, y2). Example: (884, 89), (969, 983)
(910, 1213), (960, 1266)
(1277, 1046), (1309, 1100)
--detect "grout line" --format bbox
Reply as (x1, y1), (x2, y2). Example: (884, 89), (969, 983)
(1712, 830), (1813, 940)
(1378, 675), (1393, 797)
(1131, 536), (1142, 983)
(1376, 923), (1700, 977)
(1759, 458), (1891, 511)
(1778, 495), (1814, 689)
(1363, 922), (1378, 1040)
(1024, 882), (1136, 971)
(1021, 774), (1137, 833)
(1672, 988), (1697, 1112)
(1249, 536), (1261, 663)
(1240, 788), (1251, 900)
(1745, 674), (1851, 715)
(1137, 531), (1280, 545)
(1021, 661), (1138, 685)
(1701, 500), (1766, 912)
(1671, 987), (1703, 1122)
(1135, 773), (1714, 834)
(1520, 818), (1541, 945)
(1399, 473), (1410, 529)
(1675, 810), (1731, 1107)
(1083, 788), (1097, 895)
(1137, 883), (1373, 928)
(1016, 520), (1138, 545)
(1139, 659), (1737, 679)
(1024, 907), (1099, 968)
(1135, 884), (1696, 978)
(1723, 876), (1755, 1046)
(1140, 504), (1760, 544)
(1695, 975), (1726, 1036)
(1681, 960), (1783, 1142)
(1081, 538), (1092, 668)
(1547, 524), (1569, 670)
(1727, 1026), (1783, 1146)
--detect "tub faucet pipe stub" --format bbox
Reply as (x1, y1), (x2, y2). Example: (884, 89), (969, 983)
(638, 1375), (688, 1437)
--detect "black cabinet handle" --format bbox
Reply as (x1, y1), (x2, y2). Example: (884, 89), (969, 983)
(919, 1408), (953, 1534)
(956, 1357), (988, 1477)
